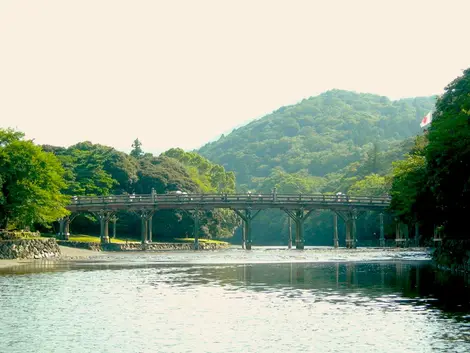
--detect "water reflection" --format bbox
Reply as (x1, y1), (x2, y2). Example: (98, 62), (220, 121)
(1, 257), (469, 353)
(169, 262), (469, 313)
(2, 259), (469, 315)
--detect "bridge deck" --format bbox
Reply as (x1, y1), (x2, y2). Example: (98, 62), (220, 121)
(67, 193), (391, 212)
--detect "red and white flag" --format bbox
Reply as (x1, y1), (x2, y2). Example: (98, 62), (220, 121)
(420, 111), (432, 128)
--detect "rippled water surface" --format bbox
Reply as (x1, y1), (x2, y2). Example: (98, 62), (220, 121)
(1, 247), (469, 353)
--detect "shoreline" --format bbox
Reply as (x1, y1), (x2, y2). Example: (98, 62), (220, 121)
(0, 246), (430, 271)
(0, 246), (107, 270)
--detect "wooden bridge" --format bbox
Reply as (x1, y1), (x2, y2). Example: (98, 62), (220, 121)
(61, 192), (391, 250)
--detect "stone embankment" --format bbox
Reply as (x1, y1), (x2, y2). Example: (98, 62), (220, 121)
(433, 239), (470, 273)
(0, 238), (61, 259)
(57, 240), (102, 251)
(58, 240), (230, 251)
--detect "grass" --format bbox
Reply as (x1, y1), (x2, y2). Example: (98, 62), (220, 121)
(40, 233), (137, 244)
(67, 234), (137, 243)
(175, 237), (229, 245)
(31, 233), (228, 245)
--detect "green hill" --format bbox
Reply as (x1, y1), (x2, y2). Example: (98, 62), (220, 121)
(199, 90), (435, 190)
(198, 90), (436, 245)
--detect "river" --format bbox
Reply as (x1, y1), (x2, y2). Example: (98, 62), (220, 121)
(1, 247), (469, 352)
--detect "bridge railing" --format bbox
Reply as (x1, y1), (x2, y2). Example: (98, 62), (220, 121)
(69, 193), (391, 207)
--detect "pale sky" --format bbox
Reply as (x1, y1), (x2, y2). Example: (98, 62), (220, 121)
(1, 0), (469, 154)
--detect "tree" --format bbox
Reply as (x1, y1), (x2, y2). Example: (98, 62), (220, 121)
(130, 138), (144, 158)
(425, 67), (470, 239)
(0, 129), (69, 229)
(349, 174), (389, 196)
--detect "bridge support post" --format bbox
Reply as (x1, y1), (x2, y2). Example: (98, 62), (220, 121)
(283, 208), (315, 250)
(395, 219), (404, 247)
(111, 216), (117, 239)
(351, 210), (357, 248)
(333, 213), (339, 248)
(148, 214), (153, 243)
(379, 213), (385, 247)
(241, 220), (246, 250)
(336, 210), (358, 249)
(233, 208), (261, 250)
(58, 214), (78, 240)
(95, 211), (115, 244)
(141, 217), (147, 244)
(58, 218), (66, 239)
(64, 218), (71, 240)
(138, 210), (154, 245)
(345, 217), (352, 248)
(288, 217), (292, 249)
(193, 210), (200, 250)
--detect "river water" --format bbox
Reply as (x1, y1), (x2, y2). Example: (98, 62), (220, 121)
(1, 247), (469, 353)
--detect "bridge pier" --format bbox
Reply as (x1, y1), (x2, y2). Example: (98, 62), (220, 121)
(111, 216), (118, 239)
(284, 208), (315, 250)
(192, 210), (200, 250)
(148, 214), (153, 243)
(379, 213), (385, 247)
(288, 217), (292, 249)
(395, 220), (406, 247)
(58, 218), (66, 239)
(95, 210), (115, 244)
(138, 210), (154, 244)
(336, 210), (357, 249)
(57, 213), (78, 240)
(234, 208), (261, 250)
(241, 220), (246, 249)
(333, 213), (339, 248)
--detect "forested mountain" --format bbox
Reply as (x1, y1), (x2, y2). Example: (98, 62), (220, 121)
(199, 90), (435, 191)
(198, 90), (436, 245)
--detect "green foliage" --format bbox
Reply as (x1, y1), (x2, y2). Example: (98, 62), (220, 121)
(253, 168), (326, 193)
(162, 148), (236, 193)
(424, 68), (470, 239)
(0, 129), (69, 229)
(390, 152), (427, 221)
(198, 90), (435, 245)
(349, 174), (390, 196)
(161, 148), (238, 239)
(199, 90), (435, 187)
(130, 138), (144, 158)
(42, 142), (238, 240)
(134, 155), (198, 194)
(389, 67), (470, 243)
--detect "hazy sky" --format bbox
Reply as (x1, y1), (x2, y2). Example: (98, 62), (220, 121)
(1, 1), (469, 154)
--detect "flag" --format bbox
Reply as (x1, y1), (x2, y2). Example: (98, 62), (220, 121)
(420, 111), (432, 128)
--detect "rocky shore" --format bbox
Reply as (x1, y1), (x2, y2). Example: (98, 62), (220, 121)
(57, 240), (230, 251)
(432, 239), (470, 273)
(0, 238), (230, 270)
(0, 238), (60, 260)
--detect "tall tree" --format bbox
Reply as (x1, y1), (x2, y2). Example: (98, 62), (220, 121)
(0, 129), (69, 229)
(425, 68), (470, 239)
(130, 138), (144, 158)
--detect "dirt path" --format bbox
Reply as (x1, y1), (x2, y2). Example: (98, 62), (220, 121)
(57, 245), (106, 260)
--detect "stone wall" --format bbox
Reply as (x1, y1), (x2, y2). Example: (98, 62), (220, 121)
(0, 238), (61, 259)
(57, 240), (102, 251)
(433, 239), (470, 273)
(105, 242), (230, 251)
(58, 240), (230, 251)
(0, 230), (41, 240)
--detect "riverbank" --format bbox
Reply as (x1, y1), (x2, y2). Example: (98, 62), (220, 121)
(432, 239), (470, 273)
(0, 245), (106, 269)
